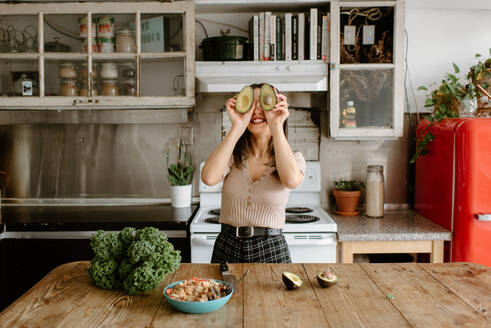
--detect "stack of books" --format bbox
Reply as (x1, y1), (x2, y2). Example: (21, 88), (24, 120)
(248, 9), (330, 62)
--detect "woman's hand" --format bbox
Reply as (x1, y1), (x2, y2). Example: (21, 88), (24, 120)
(225, 95), (254, 133)
(264, 88), (289, 130)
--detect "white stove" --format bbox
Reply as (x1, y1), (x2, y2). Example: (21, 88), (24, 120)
(190, 161), (337, 263)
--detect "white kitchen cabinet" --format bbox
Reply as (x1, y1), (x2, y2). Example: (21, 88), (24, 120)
(329, 0), (405, 139)
(0, 1), (195, 110)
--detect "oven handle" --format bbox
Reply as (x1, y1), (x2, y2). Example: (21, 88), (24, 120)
(190, 234), (217, 246)
(284, 235), (337, 246)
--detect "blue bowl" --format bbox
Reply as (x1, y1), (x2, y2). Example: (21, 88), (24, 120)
(163, 279), (233, 314)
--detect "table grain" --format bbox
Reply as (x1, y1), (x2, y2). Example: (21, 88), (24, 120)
(1, 262), (489, 328)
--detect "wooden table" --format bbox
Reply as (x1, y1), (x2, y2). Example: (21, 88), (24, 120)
(1, 262), (490, 327)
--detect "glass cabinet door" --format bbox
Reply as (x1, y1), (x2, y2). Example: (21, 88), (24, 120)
(329, 0), (404, 139)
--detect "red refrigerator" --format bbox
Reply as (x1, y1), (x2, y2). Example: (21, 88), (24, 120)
(415, 118), (491, 266)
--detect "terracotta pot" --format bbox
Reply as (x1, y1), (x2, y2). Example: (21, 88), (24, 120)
(333, 189), (361, 212)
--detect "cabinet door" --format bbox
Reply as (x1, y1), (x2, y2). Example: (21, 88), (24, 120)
(0, 2), (195, 109)
(329, 0), (405, 139)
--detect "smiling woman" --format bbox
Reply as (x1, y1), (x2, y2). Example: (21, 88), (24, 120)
(200, 83), (305, 264)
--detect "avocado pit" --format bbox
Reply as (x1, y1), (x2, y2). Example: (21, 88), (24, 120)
(317, 269), (338, 288)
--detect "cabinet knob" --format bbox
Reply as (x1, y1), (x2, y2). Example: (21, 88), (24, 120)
(286, 66), (292, 71)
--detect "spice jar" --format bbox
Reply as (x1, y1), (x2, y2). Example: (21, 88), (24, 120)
(97, 16), (115, 37)
(79, 81), (98, 97)
(59, 63), (77, 79)
(122, 79), (136, 96)
(101, 79), (119, 96)
(60, 79), (78, 96)
(116, 29), (136, 53)
(342, 101), (357, 128)
(100, 63), (118, 79)
(78, 63), (98, 80)
(365, 165), (384, 218)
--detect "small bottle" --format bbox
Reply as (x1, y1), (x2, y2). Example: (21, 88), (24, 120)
(342, 101), (356, 128)
(366, 165), (384, 218)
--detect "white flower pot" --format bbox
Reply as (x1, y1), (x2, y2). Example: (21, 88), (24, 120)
(170, 184), (192, 208)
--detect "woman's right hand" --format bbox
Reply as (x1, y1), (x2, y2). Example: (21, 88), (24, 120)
(225, 95), (253, 133)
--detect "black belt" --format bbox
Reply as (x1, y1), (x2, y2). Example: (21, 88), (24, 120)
(221, 223), (282, 238)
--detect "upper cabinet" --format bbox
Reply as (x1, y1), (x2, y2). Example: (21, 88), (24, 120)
(0, 1), (195, 109)
(329, 0), (405, 139)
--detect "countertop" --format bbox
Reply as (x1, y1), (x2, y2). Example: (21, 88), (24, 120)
(2, 204), (198, 231)
(331, 209), (452, 242)
(1, 261), (489, 327)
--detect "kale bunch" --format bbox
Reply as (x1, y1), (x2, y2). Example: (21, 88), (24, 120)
(88, 227), (181, 295)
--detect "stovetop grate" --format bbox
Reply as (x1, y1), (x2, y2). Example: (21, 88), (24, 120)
(204, 217), (220, 224)
(208, 209), (221, 216)
(285, 215), (320, 223)
(285, 207), (313, 214)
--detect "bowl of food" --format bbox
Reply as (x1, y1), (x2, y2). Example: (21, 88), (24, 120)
(163, 277), (233, 314)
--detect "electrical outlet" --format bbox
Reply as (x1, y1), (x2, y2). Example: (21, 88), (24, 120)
(362, 25), (375, 45)
(181, 127), (193, 145)
(344, 25), (356, 45)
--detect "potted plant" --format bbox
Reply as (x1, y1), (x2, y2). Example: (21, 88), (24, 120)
(333, 179), (364, 216)
(167, 139), (193, 208)
(411, 50), (491, 163)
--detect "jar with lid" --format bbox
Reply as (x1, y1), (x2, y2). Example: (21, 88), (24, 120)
(60, 79), (78, 97)
(365, 165), (384, 218)
(100, 63), (118, 79)
(79, 81), (98, 97)
(59, 63), (77, 79)
(120, 63), (136, 79)
(116, 29), (136, 53)
(341, 101), (357, 128)
(78, 63), (98, 80)
(101, 79), (119, 96)
(122, 79), (136, 96)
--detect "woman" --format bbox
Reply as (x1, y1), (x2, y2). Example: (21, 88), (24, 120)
(201, 83), (306, 263)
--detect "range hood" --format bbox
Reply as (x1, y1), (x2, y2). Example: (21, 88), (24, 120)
(196, 60), (328, 93)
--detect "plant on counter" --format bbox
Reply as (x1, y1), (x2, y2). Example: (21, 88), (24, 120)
(411, 50), (491, 164)
(333, 179), (364, 215)
(167, 138), (193, 186)
(88, 227), (181, 295)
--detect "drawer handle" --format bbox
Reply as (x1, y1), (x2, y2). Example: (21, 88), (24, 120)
(475, 213), (491, 221)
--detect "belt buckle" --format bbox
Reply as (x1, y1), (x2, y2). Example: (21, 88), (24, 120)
(236, 226), (254, 238)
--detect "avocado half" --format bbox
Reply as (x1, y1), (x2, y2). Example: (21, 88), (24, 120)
(259, 83), (277, 111)
(236, 85), (254, 113)
(317, 270), (338, 288)
(282, 272), (303, 290)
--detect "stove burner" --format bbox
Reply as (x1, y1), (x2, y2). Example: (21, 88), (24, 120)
(204, 217), (220, 224)
(286, 215), (320, 223)
(208, 209), (221, 216)
(286, 207), (313, 214)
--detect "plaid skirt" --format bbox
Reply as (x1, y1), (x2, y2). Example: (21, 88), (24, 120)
(211, 230), (291, 263)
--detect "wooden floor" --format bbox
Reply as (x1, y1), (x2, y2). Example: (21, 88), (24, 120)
(0, 261), (490, 327)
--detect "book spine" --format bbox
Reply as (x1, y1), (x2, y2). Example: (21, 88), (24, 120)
(276, 15), (282, 60)
(259, 12), (265, 61)
(271, 15), (276, 61)
(264, 11), (271, 60)
(321, 15), (327, 61)
(292, 15), (298, 60)
(317, 12), (321, 59)
(298, 13), (305, 61)
(285, 13), (292, 61)
(309, 8), (317, 60)
(253, 15), (259, 61)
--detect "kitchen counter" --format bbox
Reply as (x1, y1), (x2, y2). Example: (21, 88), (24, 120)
(331, 210), (452, 264)
(0, 261), (489, 327)
(331, 209), (452, 242)
(2, 204), (198, 231)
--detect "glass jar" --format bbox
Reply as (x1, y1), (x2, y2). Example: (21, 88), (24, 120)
(341, 101), (357, 128)
(366, 165), (384, 218)
(101, 79), (118, 96)
(100, 63), (118, 79)
(121, 64), (136, 79)
(116, 29), (136, 53)
(59, 63), (77, 79)
(60, 79), (78, 97)
(79, 81), (97, 97)
(78, 63), (98, 80)
(122, 79), (136, 96)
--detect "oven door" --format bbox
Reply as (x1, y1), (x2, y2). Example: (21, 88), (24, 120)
(190, 233), (217, 263)
(284, 233), (337, 263)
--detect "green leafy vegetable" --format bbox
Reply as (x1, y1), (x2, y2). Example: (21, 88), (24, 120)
(88, 227), (181, 295)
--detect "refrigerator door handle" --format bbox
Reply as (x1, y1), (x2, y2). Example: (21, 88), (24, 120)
(474, 213), (491, 221)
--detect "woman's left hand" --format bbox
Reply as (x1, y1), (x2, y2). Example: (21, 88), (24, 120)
(265, 88), (289, 129)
